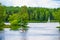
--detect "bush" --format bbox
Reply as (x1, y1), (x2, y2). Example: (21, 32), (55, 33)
(10, 25), (20, 30)
(56, 26), (60, 28)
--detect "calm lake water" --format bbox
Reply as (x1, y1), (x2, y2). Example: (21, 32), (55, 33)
(0, 23), (60, 40)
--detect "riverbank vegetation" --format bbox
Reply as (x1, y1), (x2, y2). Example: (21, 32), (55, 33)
(0, 3), (60, 30)
(4, 6), (60, 23)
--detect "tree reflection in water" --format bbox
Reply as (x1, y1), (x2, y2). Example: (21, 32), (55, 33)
(59, 28), (60, 35)
(0, 31), (4, 40)
(59, 29), (60, 31)
(58, 29), (60, 40)
(20, 29), (28, 40)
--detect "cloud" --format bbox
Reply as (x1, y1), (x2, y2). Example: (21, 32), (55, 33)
(0, 0), (60, 8)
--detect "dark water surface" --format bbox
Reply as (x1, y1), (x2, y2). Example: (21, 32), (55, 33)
(0, 23), (60, 40)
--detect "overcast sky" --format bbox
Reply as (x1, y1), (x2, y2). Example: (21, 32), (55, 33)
(0, 0), (60, 8)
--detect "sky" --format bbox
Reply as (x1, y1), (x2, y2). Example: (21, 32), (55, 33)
(0, 0), (60, 8)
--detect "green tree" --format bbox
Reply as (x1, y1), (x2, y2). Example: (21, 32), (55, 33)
(9, 6), (28, 31)
(53, 9), (60, 28)
(0, 4), (6, 30)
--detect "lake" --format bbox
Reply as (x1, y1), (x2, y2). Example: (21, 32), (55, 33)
(0, 23), (60, 40)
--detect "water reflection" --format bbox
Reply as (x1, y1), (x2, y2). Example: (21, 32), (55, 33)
(59, 29), (60, 35)
(1, 23), (60, 40)
(0, 31), (4, 40)
(20, 31), (27, 40)
(2, 27), (60, 40)
(59, 29), (60, 32)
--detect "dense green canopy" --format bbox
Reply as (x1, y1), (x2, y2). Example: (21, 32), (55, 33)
(0, 5), (6, 30)
(0, 3), (60, 30)
(4, 6), (60, 22)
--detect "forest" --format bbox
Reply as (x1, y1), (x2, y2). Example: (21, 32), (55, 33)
(0, 3), (60, 30)
(4, 6), (60, 22)
(1, 6), (60, 22)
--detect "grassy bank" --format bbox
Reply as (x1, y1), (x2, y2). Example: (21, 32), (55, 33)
(28, 20), (47, 23)
(4, 25), (10, 28)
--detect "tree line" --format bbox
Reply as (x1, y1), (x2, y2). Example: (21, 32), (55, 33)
(4, 6), (60, 22)
(0, 3), (60, 30)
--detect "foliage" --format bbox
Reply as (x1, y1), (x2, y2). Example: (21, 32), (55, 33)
(0, 4), (6, 30)
(53, 9), (60, 22)
(8, 6), (29, 30)
(56, 26), (60, 28)
(4, 6), (60, 22)
(0, 3), (60, 30)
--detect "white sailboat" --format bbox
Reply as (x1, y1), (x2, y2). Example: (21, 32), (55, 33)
(47, 17), (50, 23)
